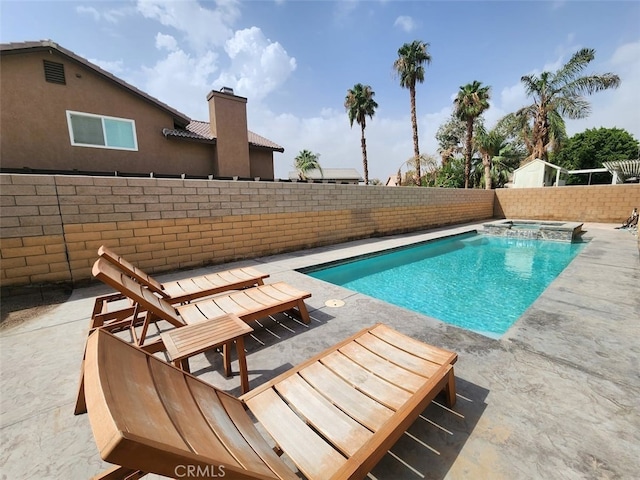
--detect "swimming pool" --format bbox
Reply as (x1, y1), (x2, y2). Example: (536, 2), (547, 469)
(300, 232), (586, 337)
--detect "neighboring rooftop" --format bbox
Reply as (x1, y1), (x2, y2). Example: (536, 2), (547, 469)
(288, 167), (364, 183)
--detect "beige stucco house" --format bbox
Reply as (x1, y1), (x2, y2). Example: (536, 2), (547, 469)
(0, 40), (283, 179)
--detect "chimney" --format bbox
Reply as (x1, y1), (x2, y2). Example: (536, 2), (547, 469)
(207, 87), (250, 178)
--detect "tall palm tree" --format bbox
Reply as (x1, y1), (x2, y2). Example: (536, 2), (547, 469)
(294, 149), (322, 181)
(516, 48), (620, 161)
(394, 40), (431, 185)
(345, 83), (378, 185)
(454, 81), (491, 189)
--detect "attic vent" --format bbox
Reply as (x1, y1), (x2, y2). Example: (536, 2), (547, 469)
(43, 60), (66, 85)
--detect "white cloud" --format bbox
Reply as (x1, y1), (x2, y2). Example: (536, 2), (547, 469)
(76, 6), (100, 21)
(216, 27), (296, 101)
(140, 49), (219, 119)
(136, 0), (240, 51)
(88, 58), (126, 75)
(333, 0), (359, 23)
(76, 4), (131, 23)
(393, 15), (416, 33)
(129, 3), (295, 120)
(498, 82), (527, 114)
(155, 32), (178, 51)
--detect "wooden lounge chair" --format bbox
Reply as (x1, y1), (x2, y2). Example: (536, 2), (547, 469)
(75, 258), (310, 416)
(98, 245), (270, 304)
(93, 258), (311, 344)
(84, 323), (458, 480)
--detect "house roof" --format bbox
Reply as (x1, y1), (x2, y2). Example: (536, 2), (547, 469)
(1, 40), (284, 151)
(288, 168), (363, 181)
(162, 121), (284, 152)
(0, 40), (191, 128)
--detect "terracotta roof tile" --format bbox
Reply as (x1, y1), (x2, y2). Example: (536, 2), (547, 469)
(163, 120), (284, 152)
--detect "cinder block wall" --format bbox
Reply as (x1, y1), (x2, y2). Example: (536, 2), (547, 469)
(1, 174), (494, 288)
(494, 185), (640, 222)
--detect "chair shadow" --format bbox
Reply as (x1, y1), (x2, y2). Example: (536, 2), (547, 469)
(370, 376), (489, 480)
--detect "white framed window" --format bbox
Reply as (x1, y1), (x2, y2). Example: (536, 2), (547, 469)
(66, 110), (138, 151)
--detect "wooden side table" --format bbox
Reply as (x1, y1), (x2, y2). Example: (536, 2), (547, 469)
(160, 314), (254, 393)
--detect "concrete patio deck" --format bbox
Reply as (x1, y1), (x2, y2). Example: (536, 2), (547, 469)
(1, 222), (638, 479)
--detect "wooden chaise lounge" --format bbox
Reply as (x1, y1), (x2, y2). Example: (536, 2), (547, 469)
(98, 245), (270, 304)
(93, 258), (311, 343)
(84, 323), (458, 479)
(75, 258), (310, 415)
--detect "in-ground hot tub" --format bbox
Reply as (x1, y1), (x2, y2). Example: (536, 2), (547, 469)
(483, 219), (583, 242)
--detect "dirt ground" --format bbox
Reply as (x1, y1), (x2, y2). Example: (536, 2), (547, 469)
(0, 285), (72, 331)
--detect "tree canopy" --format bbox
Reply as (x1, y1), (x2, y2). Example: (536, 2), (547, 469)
(552, 127), (638, 184)
(508, 48), (620, 161)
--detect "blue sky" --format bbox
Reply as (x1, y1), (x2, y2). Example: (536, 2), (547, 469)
(2, 0), (639, 181)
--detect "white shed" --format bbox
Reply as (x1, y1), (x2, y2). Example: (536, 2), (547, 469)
(512, 159), (568, 188)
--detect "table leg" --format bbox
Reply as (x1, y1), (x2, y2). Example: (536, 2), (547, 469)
(236, 336), (249, 393)
(223, 342), (232, 377)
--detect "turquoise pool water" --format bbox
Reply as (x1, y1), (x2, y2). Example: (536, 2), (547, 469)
(303, 232), (586, 337)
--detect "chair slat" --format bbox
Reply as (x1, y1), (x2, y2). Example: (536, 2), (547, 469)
(356, 332), (443, 377)
(320, 350), (411, 410)
(185, 378), (277, 478)
(245, 388), (347, 480)
(338, 341), (426, 393)
(299, 362), (393, 432)
(86, 332), (193, 459)
(371, 324), (458, 365)
(274, 374), (373, 457)
(148, 359), (240, 466)
(217, 394), (301, 480)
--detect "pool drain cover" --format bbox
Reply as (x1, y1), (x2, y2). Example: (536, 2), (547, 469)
(325, 299), (345, 308)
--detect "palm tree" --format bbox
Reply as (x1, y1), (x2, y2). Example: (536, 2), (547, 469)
(454, 81), (491, 188)
(294, 150), (322, 181)
(393, 40), (431, 185)
(516, 48), (620, 161)
(475, 127), (506, 190)
(475, 126), (526, 189)
(345, 83), (378, 185)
